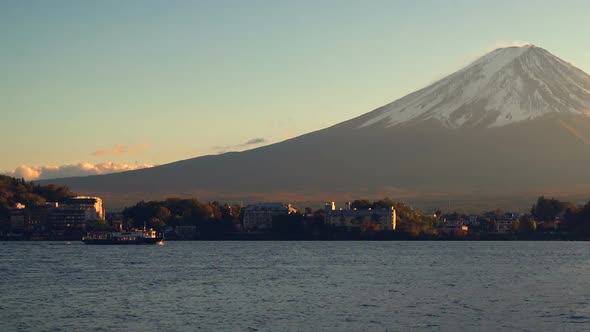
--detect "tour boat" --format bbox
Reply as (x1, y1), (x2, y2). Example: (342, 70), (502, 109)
(82, 228), (164, 245)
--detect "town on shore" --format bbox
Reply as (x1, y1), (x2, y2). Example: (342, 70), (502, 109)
(1, 175), (590, 241)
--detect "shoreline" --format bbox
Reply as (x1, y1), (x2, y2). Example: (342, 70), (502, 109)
(2, 233), (587, 242)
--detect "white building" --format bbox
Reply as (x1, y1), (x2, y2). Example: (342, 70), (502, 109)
(242, 203), (298, 230)
(324, 202), (396, 231)
(61, 196), (105, 221)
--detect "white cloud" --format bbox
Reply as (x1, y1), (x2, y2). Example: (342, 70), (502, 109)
(3, 162), (154, 181)
(494, 40), (533, 48)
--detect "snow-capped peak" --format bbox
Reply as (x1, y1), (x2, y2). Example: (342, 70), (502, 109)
(360, 45), (590, 129)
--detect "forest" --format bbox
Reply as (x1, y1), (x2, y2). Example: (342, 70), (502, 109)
(0, 175), (76, 229)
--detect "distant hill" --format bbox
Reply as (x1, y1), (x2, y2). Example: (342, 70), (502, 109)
(42, 46), (590, 211)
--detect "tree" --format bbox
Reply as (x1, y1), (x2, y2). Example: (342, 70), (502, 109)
(148, 217), (166, 230)
(121, 198), (240, 237)
(272, 213), (303, 236)
(87, 219), (110, 231)
(19, 193), (46, 207)
(561, 201), (590, 236)
(372, 198), (396, 209)
(36, 184), (75, 202)
(350, 200), (372, 210)
(513, 216), (537, 234)
(531, 196), (572, 222)
(155, 206), (171, 223)
(511, 220), (520, 233)
(361, 220), (381, 234)
(0, 176), (77, 207)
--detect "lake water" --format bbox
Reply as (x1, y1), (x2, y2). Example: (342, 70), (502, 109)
(1, 241), (590, 331)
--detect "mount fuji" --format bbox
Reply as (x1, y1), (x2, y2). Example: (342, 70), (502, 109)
(356, 45), (590, 129)
(45, 45), (590, 209)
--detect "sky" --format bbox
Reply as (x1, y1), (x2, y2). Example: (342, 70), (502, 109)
(1, 0), (590, 179)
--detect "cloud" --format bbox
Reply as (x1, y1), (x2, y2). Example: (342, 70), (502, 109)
(468, 41), (534, 60)
(3, 162), (154, 181)
(245, 138), (266, 145)
(92, 149), (111, 157)
(494, 40), (533, 48)
(214, 137), (268, 154)
(92, 144), (149, 157)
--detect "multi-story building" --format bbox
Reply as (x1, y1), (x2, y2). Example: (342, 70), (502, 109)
(242, 203), (298, 230)
(8, 204), (26, 234)
(7, 196), (106, 237)
(48, 208), (88, 233)
(324, 202), (397, 231)
(47, 196), (105, 235)
(61, 196), (105, 221)
(495, 219), (516, 233)
(26, 203), (58, 233)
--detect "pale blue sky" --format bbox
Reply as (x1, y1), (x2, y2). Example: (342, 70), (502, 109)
(1, 0), (589, 177)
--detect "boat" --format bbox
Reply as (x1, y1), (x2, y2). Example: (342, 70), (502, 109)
(82, 228), (164, 245)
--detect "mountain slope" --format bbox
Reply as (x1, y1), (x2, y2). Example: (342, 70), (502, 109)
(356, 45), (590, 129)
(43, 46), (590, 209)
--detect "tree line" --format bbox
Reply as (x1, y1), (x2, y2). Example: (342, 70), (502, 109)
(532, 196), (590, 236)
(122, 196), (590, 239)
(3, 170), (590, 240)
(122, 198), (241, 238)
(119, 197), (441, 240)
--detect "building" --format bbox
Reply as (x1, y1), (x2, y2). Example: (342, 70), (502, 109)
(8, 204), (26, 234)
(436, 223), (469, 236)
(437, 218), (469, 234)
(26, 203), (58, 234)
(47, 196), (105, 236)
(9, 202), (58, 236)
(465, 215), (480, 228)
(242, 203), (298, 230)
(494, 214), (520, 233)
(5, 197), (106, 238)
(61, 196), (105, 221)
(175, 225), (198, 239)
(324, 202), (397, 231)
(47, 208), (87, 233)
(495, 219), (516, 233)
(106, 212), (124, 230)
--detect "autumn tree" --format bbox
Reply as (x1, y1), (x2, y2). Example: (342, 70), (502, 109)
(531, 196), (573, 222)
(350, 200), (372, 210)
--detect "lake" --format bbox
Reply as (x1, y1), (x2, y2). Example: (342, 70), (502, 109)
(1, 241), (589, 331)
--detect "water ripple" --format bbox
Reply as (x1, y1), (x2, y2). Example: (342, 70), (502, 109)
(1, 241), (590, 331)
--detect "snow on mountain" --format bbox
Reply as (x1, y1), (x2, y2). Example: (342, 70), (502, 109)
(360, 45), (590, 129)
